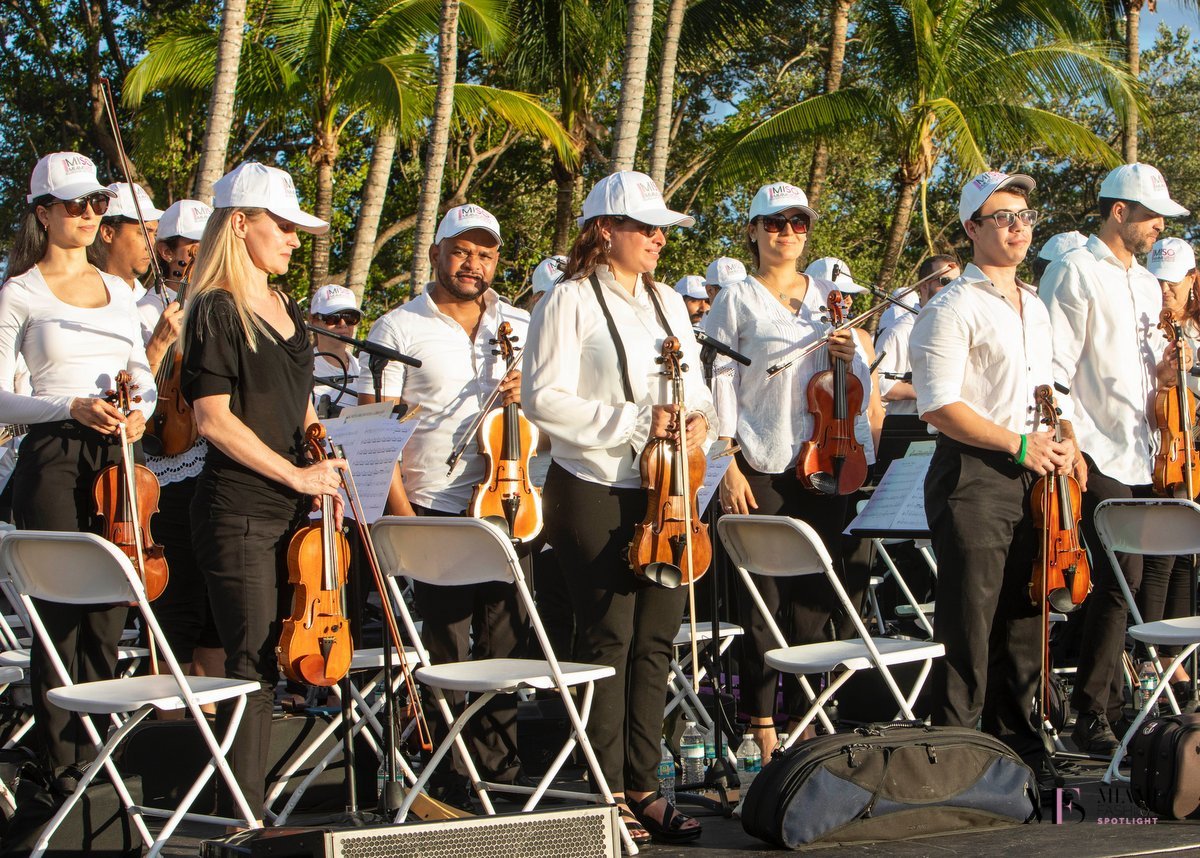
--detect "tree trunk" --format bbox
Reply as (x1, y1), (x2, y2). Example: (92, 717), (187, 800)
(194, 0), (248, 200)
(610, 0), (655, 172)
(647, 0), (687, 187)
(1123, 2), (1140, 163)
(309, 128), (339, 288)
(551, 159), (577, 255)
(345, 126), (398, 301)
(807, 0), (853, 209)
(873, 176), (920, 305)
(410, 0), (461, 290)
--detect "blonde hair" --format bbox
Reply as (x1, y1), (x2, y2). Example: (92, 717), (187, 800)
(182, 207), (273, 351)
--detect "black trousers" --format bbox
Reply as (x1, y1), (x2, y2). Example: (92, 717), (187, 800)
(411, 504), (527, 782)
(12, 421), (128, 774)
(542, 463), (686, 794)
(923, 439), (1043, 765)
(1136, 554), (1194, 659)
(1071, 458), (1173, 722)
(192, 480), (302, 817)
(150, 476), (220, 662)
(736, 453), (849, 719)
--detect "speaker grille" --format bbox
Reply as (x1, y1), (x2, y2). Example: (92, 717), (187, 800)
(331, 807), (619, 858)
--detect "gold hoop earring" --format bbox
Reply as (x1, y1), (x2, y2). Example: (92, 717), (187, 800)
(603, 238), (611, 254)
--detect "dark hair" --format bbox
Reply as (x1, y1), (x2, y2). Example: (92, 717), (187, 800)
(1098, 197), (1123, 220)
(8, 208), (48, 277)
(919, 254), (958, 281)
(562, 217), (655, 291)
(1031, 256), (1050, 283)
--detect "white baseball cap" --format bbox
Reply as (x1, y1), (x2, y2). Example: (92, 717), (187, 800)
(27, 152), (115, 203)
(705, 256), (746, 288)
(805, 256), (866, 293)
(310, 284), (360, 316)
(103, 182), (165, 221)
(435, 204), (502, 245)
(748, 182), (817, 223)
(532, 255), (567, 294)
(1148, 237), (1198, 283)
(1099, 163), (1189, 218)
(158, 200), (213, 241)
(1037, 231), (1087, 262)
(212, 162), (329, 234)
(674, 275), (708, 300)
(578, 171), (695, 228)
(959, 171), (1036, 227)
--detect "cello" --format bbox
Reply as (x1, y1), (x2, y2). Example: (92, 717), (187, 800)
(277, 424), (353, 688)
(797, 290), (868, 495)
(1152, 309), (1199, 500)
(468, 322), (543, 542)
(92, 371), (170, 606)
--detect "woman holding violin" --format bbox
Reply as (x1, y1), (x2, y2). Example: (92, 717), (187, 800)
(0, 153), (155, 786)
(181, 162), (343, 820)
(523, 171), (715, 845)
(704, 181), (873, 760)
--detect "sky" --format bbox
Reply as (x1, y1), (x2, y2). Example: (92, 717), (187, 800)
(1142, 5), (1198, 42)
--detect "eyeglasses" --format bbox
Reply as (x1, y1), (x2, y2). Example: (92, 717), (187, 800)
(45, 194), (111, 218)
(973, 209), (1040, 228)
(613, 216), (666, 237)
(314, 311), (361, 326)
(755, 214), (810, 235)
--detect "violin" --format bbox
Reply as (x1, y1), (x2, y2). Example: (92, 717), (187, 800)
(278, 424), (353, 688)
(1029, 384), (1090, 614)
(145, 254), (199, 457)
(1153, 309), (1199, 499)
(469, 322), (543, 542)
(93, 371), (170, 604)
(797, 290), (868, 495)
(629, 337), (711, 589)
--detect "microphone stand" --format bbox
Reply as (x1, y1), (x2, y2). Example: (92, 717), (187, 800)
(305, 324), (422, 404)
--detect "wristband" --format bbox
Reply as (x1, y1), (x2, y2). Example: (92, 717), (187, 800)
(1013, 434), (1028, 466)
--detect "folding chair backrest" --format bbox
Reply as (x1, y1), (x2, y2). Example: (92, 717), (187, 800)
(1094, 499), (1200, 558)
(372, 517), (519, 587)
(717, 514), (831, 578)
(0, 531), (139, 605)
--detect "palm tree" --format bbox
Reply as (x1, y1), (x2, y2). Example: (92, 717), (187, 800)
(610, 0), (655, 171)
(806, 0), (854, 209)
(194, 0), (248, 201)
(345, 125), (399, 297)
(648, 0), (688, 187)
(714, 0), (1138, 292)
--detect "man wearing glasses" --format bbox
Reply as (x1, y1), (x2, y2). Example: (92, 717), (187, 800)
(308, 284), (362, 416)
(911, 171), (1080, 783)
(1041, 164), (1191, 756)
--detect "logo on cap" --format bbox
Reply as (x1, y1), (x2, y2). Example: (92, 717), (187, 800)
(458, 204), (486, 220)
(1151, 172), (1167, 192)
(974, 171), (1005, 189)
(767, 183), (802, 200)
(61, 155), (95, 175)
(637, 181), (661, 202)
(1154, 247), (1175, 261)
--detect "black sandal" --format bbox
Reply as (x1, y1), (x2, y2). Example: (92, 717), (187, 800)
(629, 792), (702, 844)
(617, 804), (652, 846)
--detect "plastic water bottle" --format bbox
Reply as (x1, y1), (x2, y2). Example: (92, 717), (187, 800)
(776, 732), (790, 758)
(1140, 660), (1162, 717)
(658, 739), (676, 803)
(680, 719), (705, 785)
(735, 733), (762, 796)
(703, 726), (717, 768)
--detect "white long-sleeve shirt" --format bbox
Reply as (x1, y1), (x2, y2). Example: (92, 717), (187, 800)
(703, 274), (872, 474)
(522, 266), (717, 488)
(875, 309), (919, 416)
(0, 266), (156, 425)
(910, 264), (1069, 435)
(1040, 235), (1165, 485)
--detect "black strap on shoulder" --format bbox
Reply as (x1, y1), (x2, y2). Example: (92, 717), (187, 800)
(644, 280), (675, 340)
(590, 273), (636, 404)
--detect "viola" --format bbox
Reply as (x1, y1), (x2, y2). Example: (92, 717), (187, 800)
(469, 322), (543, 542)
(629, 337), (711, 589)
(797, 290), (868, 495)
(1153, 309), (1199, 499)
(93, 372), (170, 603)
(1029, 384), (1090, 614)
(278, 424), (353, 688)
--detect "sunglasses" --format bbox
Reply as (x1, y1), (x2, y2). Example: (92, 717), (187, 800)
(45, 194), (111, 218)
(755, 214), (810, 235)
(613, 216), (667, 237)
(314, 311), (361, 326)
(973, 209), (1040, 228)
(938, 275), (955, 286)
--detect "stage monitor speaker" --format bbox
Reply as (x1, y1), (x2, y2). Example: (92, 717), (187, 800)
(200, 805), (621, 858)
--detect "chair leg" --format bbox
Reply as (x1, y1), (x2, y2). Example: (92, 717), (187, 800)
(394, 692), (496, 822)
(900, 658), (934, 715)
(781, 670), (858, 752)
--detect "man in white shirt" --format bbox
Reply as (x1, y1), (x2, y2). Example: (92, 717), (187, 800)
(308, 284), (362, 416)
(911, 171), (1081, 774)
(528, 254), (566, 310)
(704, 256), (747, 301)
(674, 274), (710, 324)
(357, 204), (529, 800)
(1041, 163), (1191, 755)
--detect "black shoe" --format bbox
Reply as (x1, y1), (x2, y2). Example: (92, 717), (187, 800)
(1033, 757), (1064, 807)
(1071, 712), (1119, 755)
(426, 772), (474, 812)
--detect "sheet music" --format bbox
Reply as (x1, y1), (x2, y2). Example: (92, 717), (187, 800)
(323, 404), (421, 523)
(844, 452), (932, 537)
(696, 441), (737, 514)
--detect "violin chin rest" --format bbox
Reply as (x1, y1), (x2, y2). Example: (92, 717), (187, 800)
(644, 562), (682, 590)
(482, 515), (512, 538)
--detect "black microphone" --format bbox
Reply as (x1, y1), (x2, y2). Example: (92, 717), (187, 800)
(693, 327), (752, 366)
(306, 324), (422, 368)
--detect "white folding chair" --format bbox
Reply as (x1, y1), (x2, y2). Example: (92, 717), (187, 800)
(664, 621), (742, 764)
(718, 515), (945, 752)
(372, 517), (637, 855)
(1093, 499), (1200, 783)
(0, 530), (263, 856)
